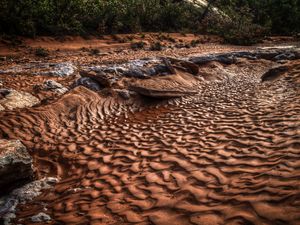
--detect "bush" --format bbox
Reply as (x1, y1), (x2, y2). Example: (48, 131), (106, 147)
(35, 48), (49, 57)
(150, 42), (163, 51)
(130, 41), (146, 50)
(0, 0), (298, 38)
(202, 7), (267, 45)
(90, 48), (100, 55)
(0, 0), (204, 36)
(191, 39), (201, 47)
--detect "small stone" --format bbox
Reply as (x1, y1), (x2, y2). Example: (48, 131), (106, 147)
(80, 70), (116, 87)
(115, 89), (134, 100)
(72, 77), (102, 91)
(98, 52), (109, 56)
(43, 80), (68, 94)
(31, 212), (51, 223)
(0, 89), (11, 98)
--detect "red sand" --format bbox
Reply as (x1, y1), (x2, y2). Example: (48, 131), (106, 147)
(0, 36), (300, 225)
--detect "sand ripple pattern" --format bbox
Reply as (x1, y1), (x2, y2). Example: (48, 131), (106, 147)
(0, 61), (300, 225)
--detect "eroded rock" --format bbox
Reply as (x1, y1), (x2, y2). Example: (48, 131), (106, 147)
(0, 140), (33, 192)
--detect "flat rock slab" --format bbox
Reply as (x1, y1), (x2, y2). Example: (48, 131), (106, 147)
(129, 71), (198, 98)
(0, 89), (40, 111)
(0, 139), (33, 192)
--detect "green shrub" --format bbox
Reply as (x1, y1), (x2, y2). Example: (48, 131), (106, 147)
(150, 42), (163, 51)
(130, 41), (146, 50)
(191, 39), (201, 47)
(35, 48), (49, 57)
(0, 0), (298, 38)
(203, 7), (267, 45)
(90, 48), (100, 55)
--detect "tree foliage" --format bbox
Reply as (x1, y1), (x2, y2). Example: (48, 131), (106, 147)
(0, 0), (299, 38)
(0, 0), (203, 36)
(214, 0), (300, 35)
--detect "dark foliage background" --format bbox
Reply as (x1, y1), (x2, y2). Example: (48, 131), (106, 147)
(0, 0), (299, 44)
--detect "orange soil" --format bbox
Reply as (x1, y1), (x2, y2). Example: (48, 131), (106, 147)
(0, 33), (221, 56)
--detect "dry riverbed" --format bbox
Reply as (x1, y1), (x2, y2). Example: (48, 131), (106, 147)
(0, 35), (300, 225)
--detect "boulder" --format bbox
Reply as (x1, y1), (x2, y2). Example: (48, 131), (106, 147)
(0, 140), (34, 193)
(0, 89), (40, 111)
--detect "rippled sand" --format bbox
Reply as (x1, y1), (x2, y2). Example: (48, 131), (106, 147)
(0, 58), (300, 224)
